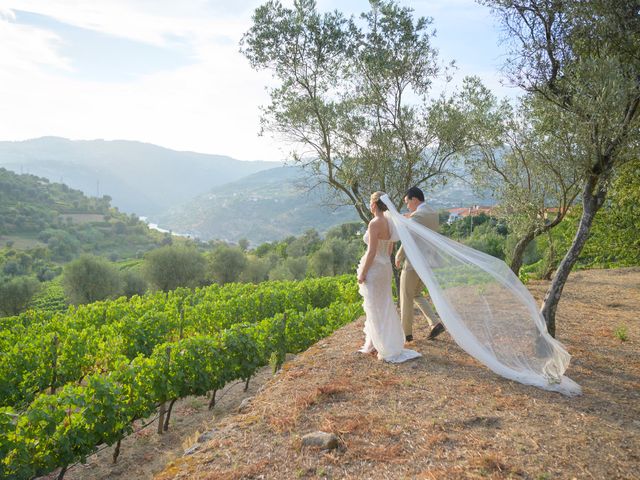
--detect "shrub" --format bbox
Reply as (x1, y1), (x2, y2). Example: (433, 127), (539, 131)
(63, 255), (123, 304)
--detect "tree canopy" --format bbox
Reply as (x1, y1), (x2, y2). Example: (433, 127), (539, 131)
(482, 0), (640, 334)
(241, 0), (469, 220)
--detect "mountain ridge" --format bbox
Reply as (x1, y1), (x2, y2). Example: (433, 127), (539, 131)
(0, 137), (281, 216)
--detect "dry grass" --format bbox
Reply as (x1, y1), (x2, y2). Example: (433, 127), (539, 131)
(153, 267), (639, 479)
(156, 268), (640, 480)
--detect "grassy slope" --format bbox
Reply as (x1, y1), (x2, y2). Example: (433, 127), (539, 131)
(155, 268), (640, 480)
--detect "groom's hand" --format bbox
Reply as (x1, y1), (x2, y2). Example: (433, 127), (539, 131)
(395, 257), (402, 269)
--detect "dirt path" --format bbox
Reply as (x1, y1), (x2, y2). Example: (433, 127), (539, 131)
(153, 268), (640, 479)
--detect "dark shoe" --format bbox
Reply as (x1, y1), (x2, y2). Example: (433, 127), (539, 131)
(427, 323), (445, 340)
(405, 335), (414, 342)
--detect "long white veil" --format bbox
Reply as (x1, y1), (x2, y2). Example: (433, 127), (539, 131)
(381, 195), (581, 396)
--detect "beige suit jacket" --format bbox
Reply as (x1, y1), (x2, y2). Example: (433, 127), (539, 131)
(396, 203), (439, 271)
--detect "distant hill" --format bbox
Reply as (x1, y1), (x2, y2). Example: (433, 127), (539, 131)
(155, 166), (361, 244)
(0, 167), (109, 232)
(0, 167), (162, 261)
(0, 137), (281, 216)
(155, 165), (495, 244)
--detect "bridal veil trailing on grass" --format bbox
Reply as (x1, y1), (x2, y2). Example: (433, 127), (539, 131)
(381, 195), (581, 396)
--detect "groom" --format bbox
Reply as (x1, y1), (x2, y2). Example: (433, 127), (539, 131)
(395, 186), (445, 342)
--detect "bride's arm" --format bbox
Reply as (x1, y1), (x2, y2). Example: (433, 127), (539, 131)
(358, 221), (380, 284)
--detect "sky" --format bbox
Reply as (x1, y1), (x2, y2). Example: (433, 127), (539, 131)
(0, 0), (519, 162)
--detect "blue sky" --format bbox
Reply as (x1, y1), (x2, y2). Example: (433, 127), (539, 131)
(0, 1), (519, 162)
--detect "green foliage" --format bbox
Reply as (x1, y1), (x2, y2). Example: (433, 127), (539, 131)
(63, 255), (123, 305)
(441, 213), (492, 239)
(208, 244), (247, 284)
(441, 214), (508, 260)
(518, 160), (640, 278)
(241, 0), (469, 221)
(0, 168), (107, 233)
(28, 279), (68, 313)
(239, 255), (270, 283)
(0, 275), (357, 409)
(0, 277), (41, 316)
(0, 276), (362, 478)
(541, 159), (640, 271)
(518, 269), (531, 285)
(0, 168), (165, 275)
(42, 229), (81, 261)
(252, 225), (364, 280)
(121, 269), (148, 298)
(614, 326), (628, 342)
(143, 245), (206, 292)
(463, 223), (507, 260)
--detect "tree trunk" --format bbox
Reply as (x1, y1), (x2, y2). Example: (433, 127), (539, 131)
(163, 398), (177, 431)
(208, 389), (217, 410)
(541, 177), (607, 336)
(157, 402), (166, 434)
(510, 207), (570, 276)
(509, 230), (536, 275)
(112, 438), (122, 464)
(57, 465), (68, 480)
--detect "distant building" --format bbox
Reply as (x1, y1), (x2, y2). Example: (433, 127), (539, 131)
(446, 205), (494, 224)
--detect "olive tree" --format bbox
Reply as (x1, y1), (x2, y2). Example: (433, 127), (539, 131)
(241, 0), (468, 220)
(63, 255), (123, 304)
(481, 0), (640, 335)
(460, 78), (581, 275)
(0, 276), (41, 316)
(208, 244), (247, 285)
(143, 246), (206, 292)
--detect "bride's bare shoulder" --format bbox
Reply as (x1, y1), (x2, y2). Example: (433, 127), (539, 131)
(368, 216), (389, 235)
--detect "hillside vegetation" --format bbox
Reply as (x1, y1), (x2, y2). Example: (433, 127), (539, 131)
(0, 276), (363, 479)
(156, 268), (640, 480)
(0, 167), (164, 260)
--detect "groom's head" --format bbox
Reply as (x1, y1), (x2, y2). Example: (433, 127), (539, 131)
(404, 186), (424, 213)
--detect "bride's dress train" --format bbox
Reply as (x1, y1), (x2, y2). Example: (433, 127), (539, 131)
(357, 227), (421, 363)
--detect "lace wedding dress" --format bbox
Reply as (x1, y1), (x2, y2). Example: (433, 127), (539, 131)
(357, 221), (422, 363)
(380, 195), (581, 395)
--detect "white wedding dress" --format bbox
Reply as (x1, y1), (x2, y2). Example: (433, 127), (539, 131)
(357, 219), (422, 363)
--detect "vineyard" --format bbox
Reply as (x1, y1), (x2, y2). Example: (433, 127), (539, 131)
(0, 276), (363, 479)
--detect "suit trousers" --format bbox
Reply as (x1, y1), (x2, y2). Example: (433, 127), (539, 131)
(400, 267), (439, 336)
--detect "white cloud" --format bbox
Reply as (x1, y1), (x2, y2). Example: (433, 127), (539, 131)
(0, 1), (287, 161)
(0, 0), (517, 162)
(0, 14), (72, 73)
(5, 1), (253, 47)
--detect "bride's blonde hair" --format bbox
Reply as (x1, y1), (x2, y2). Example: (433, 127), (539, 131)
(371, 191), (388, 212)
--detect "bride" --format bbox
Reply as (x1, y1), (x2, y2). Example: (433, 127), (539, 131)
(357, 191), (421, 363)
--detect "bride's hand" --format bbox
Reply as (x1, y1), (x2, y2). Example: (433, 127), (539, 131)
(358, 272), (366, 284)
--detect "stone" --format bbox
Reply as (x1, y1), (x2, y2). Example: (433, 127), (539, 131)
(237, 396), (254, 413)
(184, 445), (200, 455)
(301, 431), (339, 450)
(197, 430), (216, 443)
